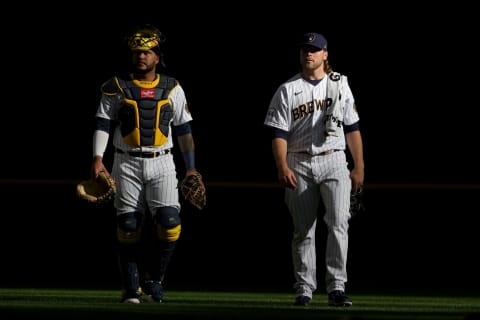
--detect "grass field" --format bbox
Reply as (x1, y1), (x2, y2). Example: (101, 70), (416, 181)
(0, 288), (479, 320)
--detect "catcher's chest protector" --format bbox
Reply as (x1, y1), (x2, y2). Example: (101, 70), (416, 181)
(117, 75), (176, 147)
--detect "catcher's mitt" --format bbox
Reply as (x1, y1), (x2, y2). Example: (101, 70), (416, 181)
(179, 172), (206, 210)
(349, 187), (365, 219)
(76, 171), (116, 204)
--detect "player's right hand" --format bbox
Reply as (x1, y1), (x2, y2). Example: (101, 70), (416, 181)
(278, 168), (297, 190)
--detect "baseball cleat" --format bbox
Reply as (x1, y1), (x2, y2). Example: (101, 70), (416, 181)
(121, 297), (141, 304)
(120, 287), (142, 304)
(327, 290), (352, 307)
(293, 295), (311, 306)
(143, 280), (163, 303)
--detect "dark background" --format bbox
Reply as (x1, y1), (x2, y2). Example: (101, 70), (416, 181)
(1, 4), (479, 295)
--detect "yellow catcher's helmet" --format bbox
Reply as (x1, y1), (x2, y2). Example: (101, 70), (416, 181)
(126, 24), (165, 53)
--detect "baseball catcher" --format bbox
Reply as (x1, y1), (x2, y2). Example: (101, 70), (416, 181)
(179, 172), (206, 210)
(76, 171), (116, 204)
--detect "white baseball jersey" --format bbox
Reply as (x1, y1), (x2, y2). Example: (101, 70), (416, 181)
(264, 71), (359, 297)
(95, 76), (193, 215)
(264, 72), (359, 155)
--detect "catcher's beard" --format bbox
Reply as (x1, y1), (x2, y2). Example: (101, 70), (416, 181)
(132, 61), (156, 75)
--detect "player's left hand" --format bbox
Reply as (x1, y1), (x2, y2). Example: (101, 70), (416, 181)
(350, 167), (364, 192)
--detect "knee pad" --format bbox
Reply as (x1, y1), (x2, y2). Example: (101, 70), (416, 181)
(117, 212), (143, 244)
(154, 207), (181, 242)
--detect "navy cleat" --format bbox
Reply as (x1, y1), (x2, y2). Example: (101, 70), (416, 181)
(293, 295), (311, 306)
(327, 290), (352, 307)
(143, 280), (164, 303)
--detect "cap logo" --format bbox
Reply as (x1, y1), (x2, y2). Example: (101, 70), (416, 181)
(308, 34), (315, 42)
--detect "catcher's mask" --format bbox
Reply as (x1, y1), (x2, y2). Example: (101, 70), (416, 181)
(126, 24), (166, 67)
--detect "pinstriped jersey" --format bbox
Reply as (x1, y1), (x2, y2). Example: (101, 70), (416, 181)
(264, 72), (359, 155)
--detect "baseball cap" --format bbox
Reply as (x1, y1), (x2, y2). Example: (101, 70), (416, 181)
(298, 32), (328, 51)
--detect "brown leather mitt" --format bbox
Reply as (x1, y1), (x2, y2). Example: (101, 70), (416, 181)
(76, 171), (116, 204)
(179, 172), (206, 210)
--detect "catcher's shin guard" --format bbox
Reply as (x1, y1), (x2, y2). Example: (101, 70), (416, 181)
(117, 212), (143, 301)
(143, 240), (177, 282)
(118, 261), (141, 302)
(143, 207), (180, 281)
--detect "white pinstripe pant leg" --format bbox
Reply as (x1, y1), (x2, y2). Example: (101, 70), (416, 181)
(112, 153), (180, 216)
(112, 152), (146, 215)
(285, 153), (321, 297)
(316, 152), (351, 293)
(144, 153), (180, 213)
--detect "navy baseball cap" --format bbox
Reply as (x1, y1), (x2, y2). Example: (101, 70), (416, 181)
(298, 32), (328, 50)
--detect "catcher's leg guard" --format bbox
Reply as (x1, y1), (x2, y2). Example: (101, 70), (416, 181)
(117, 212), (143, 302)
(119, 262), (141, 303)
(143, 207), (180, 282)
(155, 206), (181, 242)
(117, 212), (143, 244)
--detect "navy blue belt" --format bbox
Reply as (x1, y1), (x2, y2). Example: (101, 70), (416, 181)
(116, 148), (171, 158)
(299, 149), (342, 156)
(318, 149), (342, 156)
